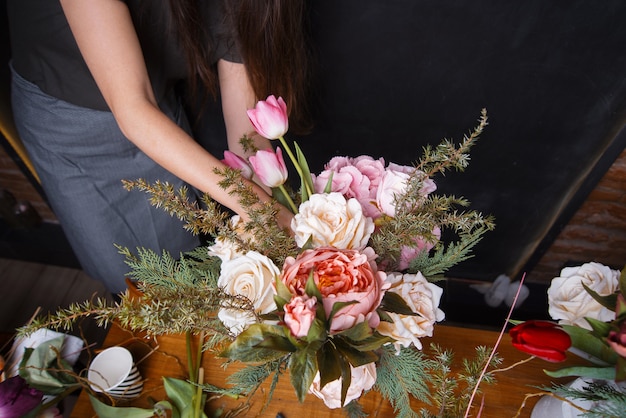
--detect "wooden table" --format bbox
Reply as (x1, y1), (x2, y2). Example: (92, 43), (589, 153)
(70, 323), (582, 418)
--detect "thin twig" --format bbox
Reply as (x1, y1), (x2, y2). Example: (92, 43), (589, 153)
(464, 273), (526, 418)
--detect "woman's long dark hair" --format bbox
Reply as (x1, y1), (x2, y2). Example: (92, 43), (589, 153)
(169, 0), (313, 134)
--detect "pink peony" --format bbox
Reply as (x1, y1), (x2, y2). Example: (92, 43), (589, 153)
(247, 95), (289, 139)
(283, 296), (317, 338)
(352, 156), (386, 190)
(281, 247), (387, 333)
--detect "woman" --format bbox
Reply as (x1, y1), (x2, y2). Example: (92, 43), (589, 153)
(7, 0), (311, 293)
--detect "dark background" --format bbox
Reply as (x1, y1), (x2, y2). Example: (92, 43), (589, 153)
(2, 1), (626, 288)
(294, 1), (626, 282)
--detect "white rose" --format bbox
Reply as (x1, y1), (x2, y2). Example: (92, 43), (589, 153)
(548, 262), (619, 329)
(292, 192), (374, 250)
(308, 362), (376, 409)
(377, 271), (445, 351)
(217, 251), (279, 335)
(208, 215), (244, 262)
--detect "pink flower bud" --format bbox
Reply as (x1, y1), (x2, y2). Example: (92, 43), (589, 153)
(249, 147), (288, 188)
(247, 95), (289, 139)
(222, 151), (253, 179)
(284, 296), (317, 338)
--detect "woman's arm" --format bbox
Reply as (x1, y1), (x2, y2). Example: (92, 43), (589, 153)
(59, 0), (280, 224)
(217, 59), (272, 156)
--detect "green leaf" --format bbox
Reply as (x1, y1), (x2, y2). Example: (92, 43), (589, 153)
(274, 276), (293, 311)
(336, 320), (373, 342)
(585, 317), (613, 338)
(289, 344), (319, 402)
(582, 282), (618, 311)
(328, 300), (358, 330)
(304, 273), (326, 322)
(620, 265), (626, 300)
(271, 187), (293, 213)
(562, 324), (618, 365)
(163, 377), (195, 415)
(379, 291), (419, 316)
(305, 273), (323, 301)
(340, 356), (352, 408)
(306, 318), (327, 342)
(294, 141), (315, 200)
(317, 342), (342, 389)
(163, 377), (208, 418)
(334, 338), (379, 367)
(323, 171), (334, 194)
(19, 335), (78, 394)
(345, 332), (395, 352)
(377, 309), (393, 323)
(544, 365), (616, 380)
(220, 323), (296, 363)
(89, 395), (155, 418)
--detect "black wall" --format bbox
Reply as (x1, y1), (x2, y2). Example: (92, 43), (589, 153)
(296, 1), (626, 281)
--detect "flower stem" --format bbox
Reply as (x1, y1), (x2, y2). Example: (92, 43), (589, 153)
(277, 136), (313, 197)
(278, 184), (298, 214)
(195, 367), (205, 418)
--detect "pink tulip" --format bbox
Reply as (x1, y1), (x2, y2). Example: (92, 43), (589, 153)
(222, 151), (253, 179)
(247, 95), (289, 139)
(249, 147), (288, 188)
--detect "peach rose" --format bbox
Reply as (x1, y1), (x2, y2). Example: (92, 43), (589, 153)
(281, 247), (387, 333)
(291, 192), (374, 250)
(308, 362), (377, 409)
(377, 271), (445, 351)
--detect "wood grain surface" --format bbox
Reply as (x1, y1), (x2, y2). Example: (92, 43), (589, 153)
(70, 322), (585, 418)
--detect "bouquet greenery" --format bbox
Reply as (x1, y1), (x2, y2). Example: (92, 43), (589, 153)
(16, 96), (497, 417)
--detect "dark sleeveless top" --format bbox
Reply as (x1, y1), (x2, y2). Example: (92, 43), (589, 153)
(7, 0), (241, 111)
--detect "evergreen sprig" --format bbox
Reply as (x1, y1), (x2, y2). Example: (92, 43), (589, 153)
(420, 344), (502, 418)
(374, 345), (433, 418)
(414, 109), (488, 178)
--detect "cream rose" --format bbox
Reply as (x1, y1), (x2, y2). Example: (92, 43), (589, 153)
(291, 192), (374, 250)
(548, 262), (619, 329)
(308, 362), (377, 409)
(377, 271), (445, 351)
(217, 251), (279, 335)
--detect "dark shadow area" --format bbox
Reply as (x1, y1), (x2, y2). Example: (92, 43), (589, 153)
(298, 1), (626, 282)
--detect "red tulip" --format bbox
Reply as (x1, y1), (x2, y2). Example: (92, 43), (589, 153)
(247, 95), (289, 139)
(509, 320), (571, 362)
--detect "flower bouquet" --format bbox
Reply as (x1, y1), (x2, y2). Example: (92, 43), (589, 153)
(19, 96), (495, 417)
(509, 262), (626, 416)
